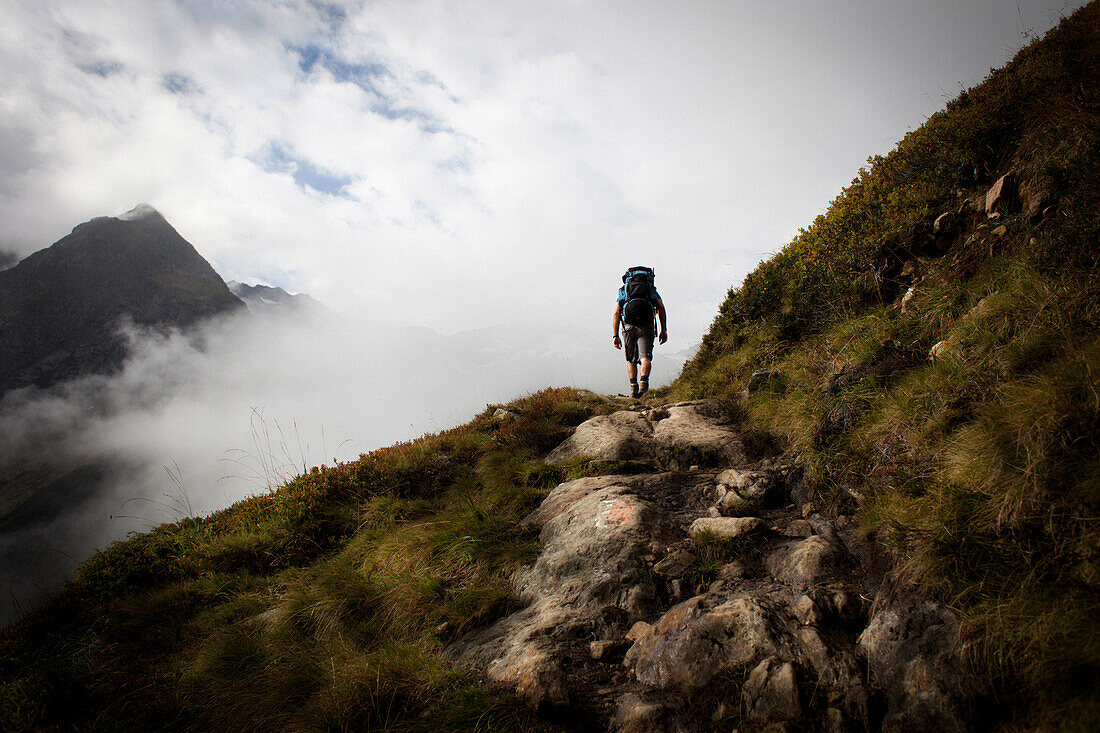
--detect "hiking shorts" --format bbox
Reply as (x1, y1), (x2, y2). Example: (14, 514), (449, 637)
(622, 324), (654, 365)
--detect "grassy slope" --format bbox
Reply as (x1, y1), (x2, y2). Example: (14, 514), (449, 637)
(1, 5), (1098, 731)
(0, 388), (616, 731)
(668, 3), (1100, 727)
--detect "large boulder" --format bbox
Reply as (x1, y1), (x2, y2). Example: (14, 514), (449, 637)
(859, 584), (977, 733)
(625, 593), (778, 689)
(546, 400), (745, 470)
(765, 535), (849, 590)
(544, 410), (655, 465)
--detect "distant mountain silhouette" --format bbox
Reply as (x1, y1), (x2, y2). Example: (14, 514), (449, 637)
(227, 281), (326, 318)
(0, 204), (244, 394)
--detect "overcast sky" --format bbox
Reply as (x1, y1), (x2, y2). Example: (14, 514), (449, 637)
(0, 0), (1086, 350)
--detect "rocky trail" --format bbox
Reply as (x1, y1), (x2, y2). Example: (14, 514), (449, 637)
(447, 400), (981, 732)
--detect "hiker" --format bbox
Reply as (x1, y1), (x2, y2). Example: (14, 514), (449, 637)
(612, 265), (667, 398)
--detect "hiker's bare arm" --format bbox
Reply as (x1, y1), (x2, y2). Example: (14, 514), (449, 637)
(612, 304), (622, 348)
(656, 299), (667, 344)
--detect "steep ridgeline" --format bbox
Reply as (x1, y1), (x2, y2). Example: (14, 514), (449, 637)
(449, 401), (973, 732)
(0, 204), (244, 394)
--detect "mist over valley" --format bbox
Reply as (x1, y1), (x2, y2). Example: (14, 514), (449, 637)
(0, 208), (687, 624)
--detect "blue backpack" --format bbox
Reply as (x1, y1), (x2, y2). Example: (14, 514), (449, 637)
(621, 266), (657, 329)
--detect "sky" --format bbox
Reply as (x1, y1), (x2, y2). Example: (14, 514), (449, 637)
(0, 0), (1088, 352)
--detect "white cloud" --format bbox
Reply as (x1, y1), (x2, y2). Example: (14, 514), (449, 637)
(0, 0), (1087, 348)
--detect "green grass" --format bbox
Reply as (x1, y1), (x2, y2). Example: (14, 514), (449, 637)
(0, 387), (613, 731)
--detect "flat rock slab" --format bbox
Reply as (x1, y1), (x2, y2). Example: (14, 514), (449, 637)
(519, 473), (674, 532)
(546, 400), (745, 470)
(689, 516), (767, 540)
(447, 486), (677, 708)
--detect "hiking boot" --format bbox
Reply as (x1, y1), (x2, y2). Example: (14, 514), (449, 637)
(630, 382), (640, 398)
(639, 380), (649, 397)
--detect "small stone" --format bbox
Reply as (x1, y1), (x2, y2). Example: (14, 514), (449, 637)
(719, 492), (755, 516)
(985, 171), (1016, 216)
(992, 225), (1007, 237)
(707, 505), (722, 518)
(689, 464), (700, 472)
(823, 707), (847, 733)
(900, 287), (917, 314)
(793, 595), (821, 626)
(988, 211), (1002, 221)
(590, 639), (625, 660)
(625, 621), (651, 642)
(765, 536), (847, 589)
(670, 578), (684, 599)
(689, 516), (767, 540)
(801, 503), (814, 518)
(798, 627), (830, 674)
(653, 549), (696, 578)
(616, 694), (666, 733)
(929, 340), (950, 362)
(719, 560), (747, 580)
(743, 658), (801, 722)
(784, 519), (814, 538)
(830, 591), (861, 620)
(932, 211), (955, 235)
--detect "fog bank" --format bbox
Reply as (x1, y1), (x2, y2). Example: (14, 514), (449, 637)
(1, 307), (686, 623)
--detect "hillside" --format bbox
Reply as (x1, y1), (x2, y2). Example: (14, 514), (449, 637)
(1, 4), (1098, 731)
(671, 3), (1100, 726)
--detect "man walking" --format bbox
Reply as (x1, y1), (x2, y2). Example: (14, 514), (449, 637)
(612, 266), (667, 398)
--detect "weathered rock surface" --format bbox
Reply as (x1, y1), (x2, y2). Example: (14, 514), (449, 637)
(625, 593), (778, 689)
(688, 516), (767, 540)
(450, 402), (981, 730)
(765, 535), (849, 589)
(860, 583), (977, 733)
(546, 400), (745, 470)
(985, 171), (1017, 216)
(448, 481), (677, 707)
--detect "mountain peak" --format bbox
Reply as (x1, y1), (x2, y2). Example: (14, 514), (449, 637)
(0, 208), (244, 394)
(116, 203), (164, 222)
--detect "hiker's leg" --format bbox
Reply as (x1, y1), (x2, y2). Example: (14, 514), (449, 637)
(627, 362), (638, 380)
(637, 332), (654, 395)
